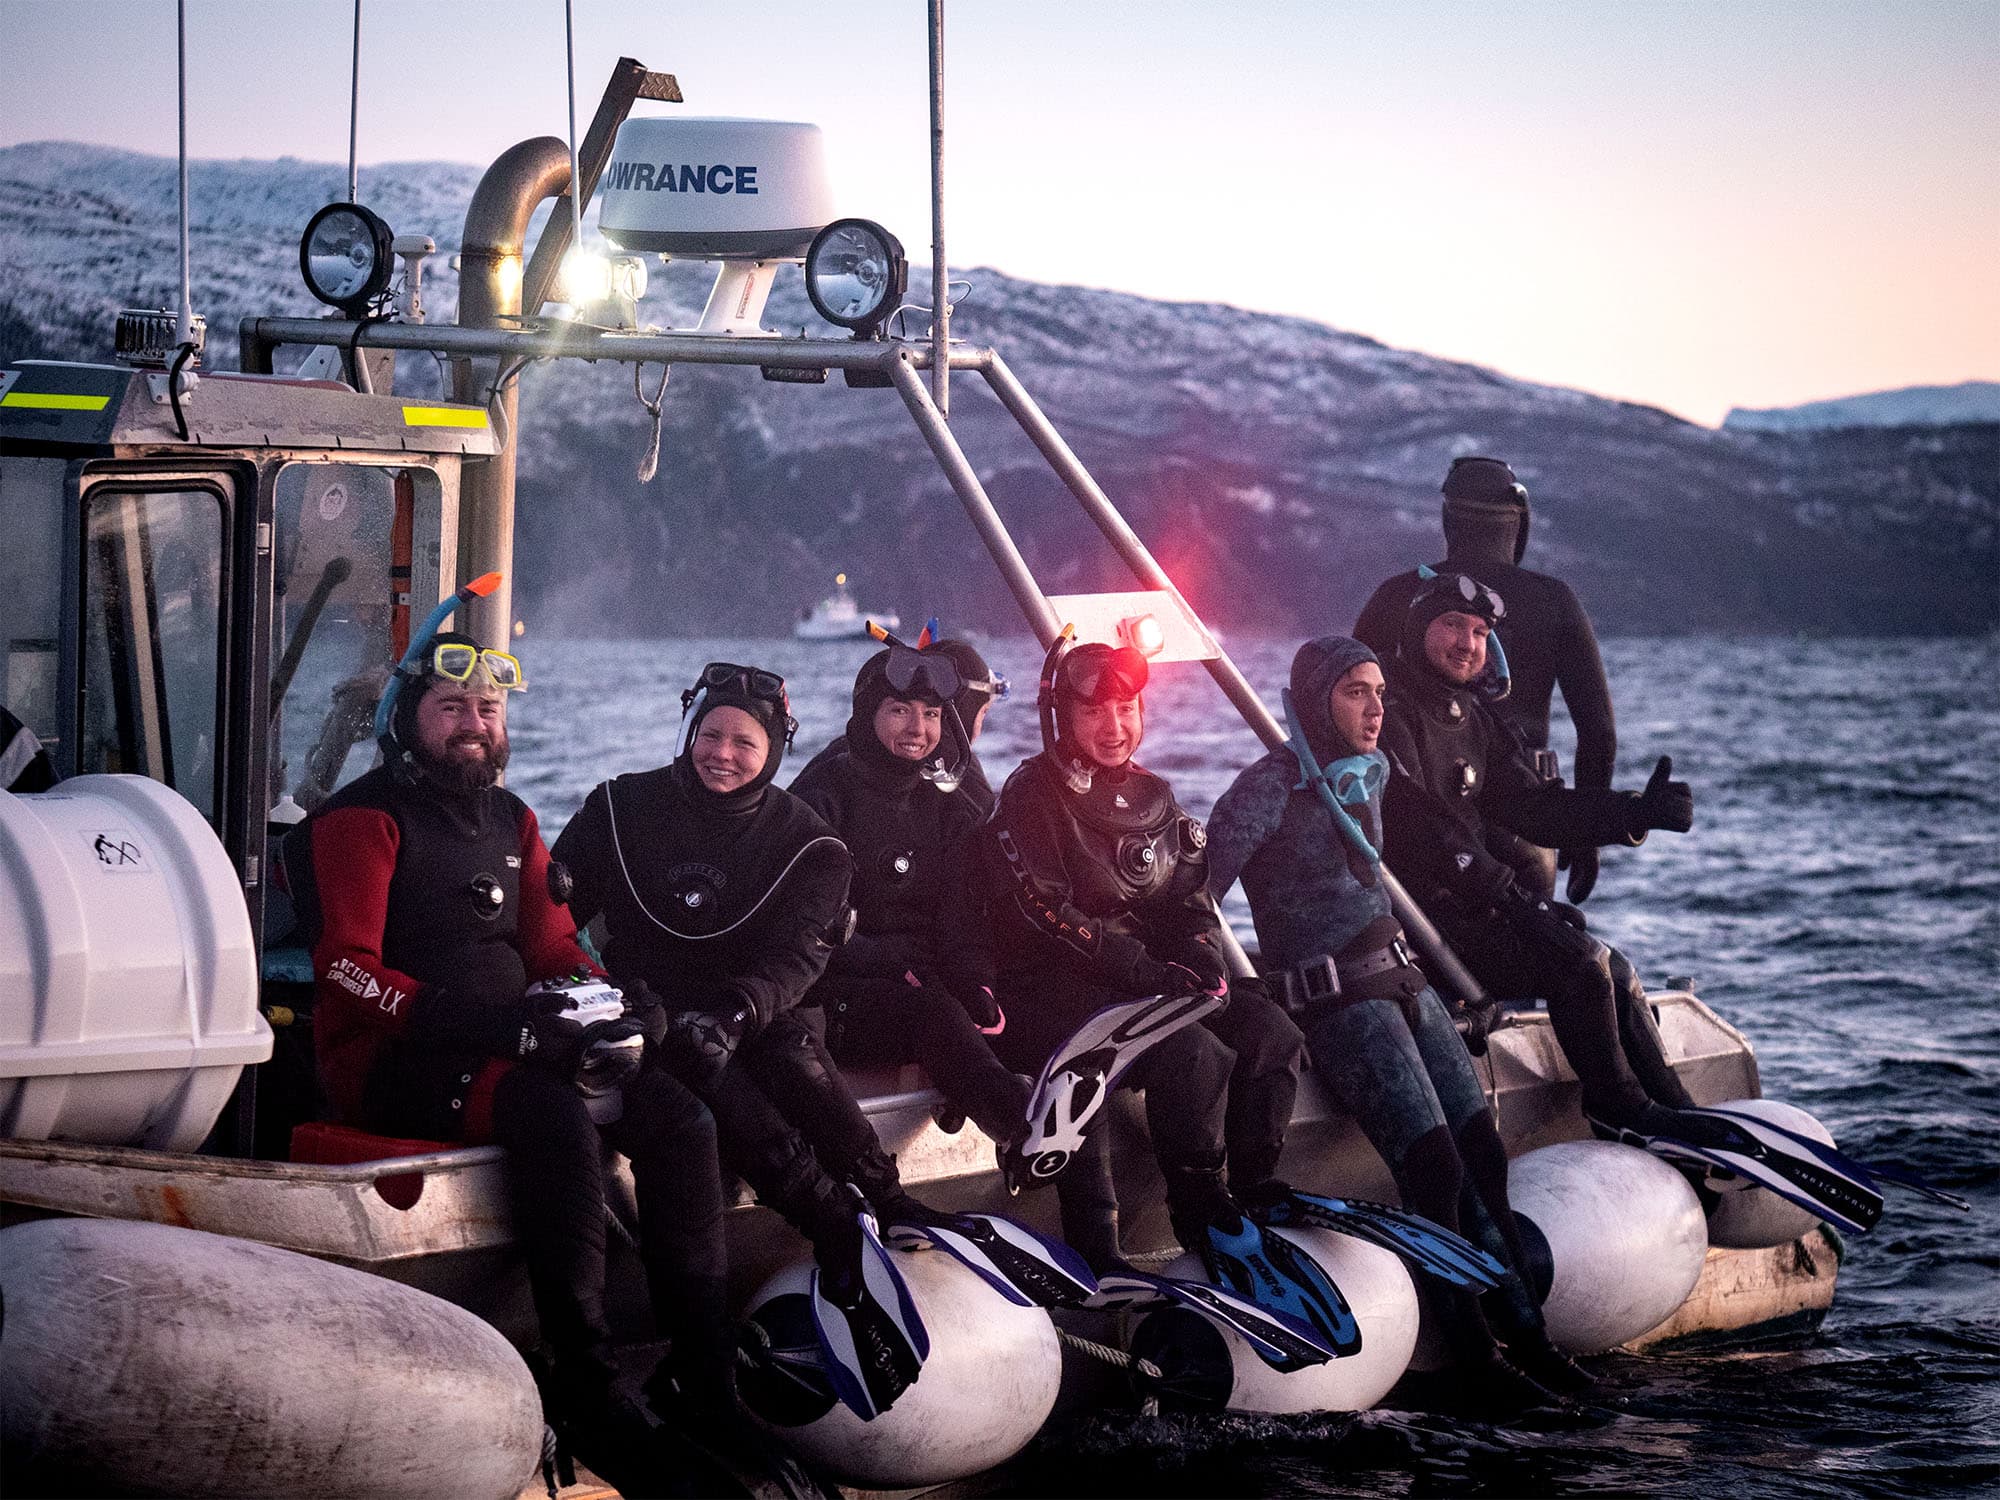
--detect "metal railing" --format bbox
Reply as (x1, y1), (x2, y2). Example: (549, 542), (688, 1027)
(237, 313), (1485, 1002)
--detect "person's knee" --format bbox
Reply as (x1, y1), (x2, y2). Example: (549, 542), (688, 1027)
(493, 1063), (585, 1135)
(1401, 1124), (1466, 1218)
(1136, 1021), (1233, 1096)
(624, 1069), (717, 1155)
(1217, 986), (1306, 1075)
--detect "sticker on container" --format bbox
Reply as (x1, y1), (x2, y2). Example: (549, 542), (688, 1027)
(85, 828), (149, 872)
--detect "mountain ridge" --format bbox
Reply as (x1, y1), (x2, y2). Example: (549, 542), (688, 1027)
(2, 142), (1992, 636)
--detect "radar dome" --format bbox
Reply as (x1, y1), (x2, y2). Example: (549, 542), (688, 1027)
(597, 117), (834, 259)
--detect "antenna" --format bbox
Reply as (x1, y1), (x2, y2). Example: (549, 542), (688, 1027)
(927, 0), (948, 418)
(564, 0), (585, 256)
(175, 0), (194, 350)
(347, 0), (362, 203)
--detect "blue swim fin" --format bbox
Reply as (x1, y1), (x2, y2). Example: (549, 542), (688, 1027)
(881, 1205), (1099, 1308)
(1594, 1107), (1884, 1236)
(1003, 990), (1226, 1193)
(1088, 1265), (1337, 1372)
(1699, 1105), (1971, 1213)
(808, 1205), (931, 1420)
(1201, 1212), (1364, 1359)
(1253, 1189), (1506, 1290)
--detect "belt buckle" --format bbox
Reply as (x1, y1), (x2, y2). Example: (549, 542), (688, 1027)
(1299, 955), (1341, 1003)
(1389, 937), (1413, 969)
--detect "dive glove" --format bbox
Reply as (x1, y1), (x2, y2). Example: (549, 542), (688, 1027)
(1498, 888), (1605, 966)
(1557, 846), (1600, 903)
(1453, 996), (1502, 1057)
(1183, 937), (1231, 996)
(1629, 755), (1694, 836)
(1132, 958), (1214, 1002)
(406, 985), (586, 1069)
(665, 1000), (753, 1086)
(514, 991), (592, 1076)
(619, 979), (671, 1053)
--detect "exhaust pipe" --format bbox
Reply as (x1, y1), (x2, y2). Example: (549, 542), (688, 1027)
(453, 135), (573, 649)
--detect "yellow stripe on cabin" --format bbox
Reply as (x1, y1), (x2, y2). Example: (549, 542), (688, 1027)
(401, 405), (488, 429)
(1, 392), (112, 411)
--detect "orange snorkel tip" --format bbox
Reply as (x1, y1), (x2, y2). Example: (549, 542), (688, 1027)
(463, 571), (504, 600)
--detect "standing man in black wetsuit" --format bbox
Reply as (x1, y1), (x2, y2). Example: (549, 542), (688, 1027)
(292, 634), (732, 1486)
(1356, 456), (1616, 902)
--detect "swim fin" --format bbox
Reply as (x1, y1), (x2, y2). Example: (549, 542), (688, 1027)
(1592, 1106), (1884, 1236)
(1201, 1211), (1364, 1359)
(881, 1204), (1100, 1308)
(1252, 1189), (1507, 1290)
(1002, 990), (1226, 1194)
(1700, 1105), (1972, 1213)
(808, 1204), (931, 1420)
(1087, 1265), (1337, 1372)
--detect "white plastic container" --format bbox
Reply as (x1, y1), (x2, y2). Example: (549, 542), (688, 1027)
(0, 775), (270, 1152)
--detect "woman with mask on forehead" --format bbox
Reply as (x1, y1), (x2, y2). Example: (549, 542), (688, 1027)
(982, 637), (1351, 1357)
(789, 641), (1030, 1149)
(1205, 636), (1590, 1411)
(553, 662), (941, 1422)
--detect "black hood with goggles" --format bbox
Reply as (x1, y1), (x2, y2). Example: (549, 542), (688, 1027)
(673, 661), (798, 802)
(1399, 566), (1511, 703)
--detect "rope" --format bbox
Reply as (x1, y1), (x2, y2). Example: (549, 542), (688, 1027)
(633, 362), (670, 482)
(1055, 1327), (1161, 1383)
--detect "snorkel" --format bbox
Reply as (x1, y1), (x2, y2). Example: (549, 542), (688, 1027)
(1281, 686), (1386, 868)
(1034, 624), (1096, 794)
(866, 620), (968, 794)
(374, 571), (504, 763)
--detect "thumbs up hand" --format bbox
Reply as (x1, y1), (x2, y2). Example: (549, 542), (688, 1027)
(1631, 755), (1694, 835)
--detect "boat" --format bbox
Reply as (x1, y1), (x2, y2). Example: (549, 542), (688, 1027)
(795, 574), (899, 641)
(0, 45), (1849, 1497)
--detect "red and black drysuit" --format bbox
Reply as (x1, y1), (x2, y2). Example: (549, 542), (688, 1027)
(984, 750), (1305, 1263)
(293, 762), (729, 1393)
(788, 712), (1027, 1144)
(553, 759), (916, 1244)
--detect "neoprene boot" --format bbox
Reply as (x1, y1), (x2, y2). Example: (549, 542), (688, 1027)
(1438, 1286), (1565, 1414)
(1163, 1156), (1238, 1257)
(845, 1140), (934, 1228)
(1055, 1129), (1124, 1273)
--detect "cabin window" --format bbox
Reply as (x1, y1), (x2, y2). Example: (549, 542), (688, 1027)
(269, 464), (400, 811)
(78, 484), (229, 823)
(0, 457), (68, 759)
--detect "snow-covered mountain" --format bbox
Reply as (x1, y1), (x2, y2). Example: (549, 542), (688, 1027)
(3, 142), (1993, 636)
(1725, 382), (2000, 433)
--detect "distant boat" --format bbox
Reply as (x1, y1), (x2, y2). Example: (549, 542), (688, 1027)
(795, 573), (898, 641)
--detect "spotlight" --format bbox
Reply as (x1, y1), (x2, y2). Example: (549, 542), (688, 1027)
(804, 218), (907, 337)
(299, 202), (395, 316)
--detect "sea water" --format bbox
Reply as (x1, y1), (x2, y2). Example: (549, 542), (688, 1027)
(499, 634), (1998, 1499)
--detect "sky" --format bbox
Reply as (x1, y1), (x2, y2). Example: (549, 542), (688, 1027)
(3, 0), (1994, 425)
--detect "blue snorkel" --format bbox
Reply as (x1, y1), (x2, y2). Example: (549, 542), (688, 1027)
(1281, 687), (1386, 868)
(374, 571), (504, 760)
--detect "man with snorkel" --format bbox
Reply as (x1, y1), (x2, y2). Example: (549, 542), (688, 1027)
(1377, 571), (1717, 1145)
(1207, 636), (1588, 1409)
(291, 583), (731, 1487)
